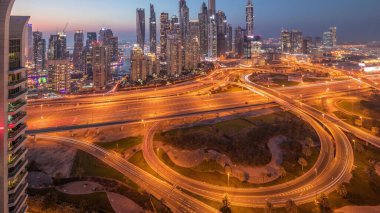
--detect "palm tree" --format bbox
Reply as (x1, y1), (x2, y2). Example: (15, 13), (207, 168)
(279, 166), (287, 178)
(316, 193), (332, 213)
(336, 183), (348, 198)
(264, 201), (273, 213)
(285, 199), (298, 213)
(298, 158), (308, 171)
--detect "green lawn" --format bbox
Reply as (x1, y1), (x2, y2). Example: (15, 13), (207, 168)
(28, 188), (115, 213)
(128, 151), (166, 181)
(71, 150), (138, 189)
(95, 136), (142, 154)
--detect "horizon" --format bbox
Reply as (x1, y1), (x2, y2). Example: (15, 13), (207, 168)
(11, 0), (380, 44)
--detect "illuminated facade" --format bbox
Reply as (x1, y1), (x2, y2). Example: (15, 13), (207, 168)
(246, 0), (254, 37)
(136, 8), (146, 51)
(149, 4), (157, 54)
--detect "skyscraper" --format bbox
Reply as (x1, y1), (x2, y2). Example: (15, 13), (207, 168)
(185, 20), (200, 70)
(208, 0), (216, 16)
(234, 26), (244, 57)
(198, 2), (209, 57)
(33, 31), (46, 70)
(99, 28), (113, 44)
(149, 4), (157, 54)
(91, 42), (109, 90)
(130, 45), (148, 82)
(136, 8), (146, 50)
(216, 10), (227, 56)
(48, 60), (71, 94)
(86, 32), (97, 48)
(160, 13), (170, 61)
(246, 0), (254, 37)
(27, 24), (33, 62)
(167, 33), (183, 76)
(281, 29), (303, 54)
(73, 30), (84, 71)
(323, 27), (337, 48)
(226, 24), (233, 52)
(179, 0), (190, 44)
(3, 16), (30, 213)
(48, 33), (67, 60)
(208, 15), (218, 59)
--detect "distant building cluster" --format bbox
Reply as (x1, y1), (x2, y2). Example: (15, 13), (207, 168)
(130, 0), (256, 83)
(280, 27), (338, 55)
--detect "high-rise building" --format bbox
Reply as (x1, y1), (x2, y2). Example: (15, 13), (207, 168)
(216, 10), (227, 56)
(226, 24), (233, 52)
(281, 29), (303, 54)
(130, 45), (147, 82)
(108, 36), (119, 62)
(149, 4), (157, 54)
(208, 0), (216, 16)
(136, 8), (146, 50)
(73, 30), (84, 71)
(91, 42), (109, 90)
(167, 33), (183, 76)
(99, 28), (113, 44)
(86, 32), (97, 48)
(179, 0), (190, 44)
(246, 0), (254, 37)
(32, 31), (46, 70)
(208, 15), (218, 59)
(323, 27), (337, 48)
(3, 16), (30, 213)
(27, 24), (32, 62)
(234, 26), (245, 57)
(160, 13), (170, 61)
(48, 33), (67, 60)
(302, 36), (313, 54)
(198, 2), (209, 57)
(47, 60), (71, 94)
(185, 37), (200, 70)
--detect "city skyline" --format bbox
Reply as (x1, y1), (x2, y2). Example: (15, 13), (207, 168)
(11, 0), (380, 43)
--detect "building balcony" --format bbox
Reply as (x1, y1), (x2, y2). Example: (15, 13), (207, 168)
(8, 88), (27, 101)
(8, 183), (28, 208)
(8, 78), (27, 89)
(8, 66), (27, 74)
(8, 100), (27, 116)
(8, 159), (28, 180)
(9, 135), (27, 154)
(8, 111), (27, 128)
(9, 194), (27, 213)
(8, 148), (27, 168)
(8, 123), (27, 140)
(8, 171), (27, 195)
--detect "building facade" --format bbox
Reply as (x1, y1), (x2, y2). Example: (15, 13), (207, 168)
(91, 43), (109, 90)
(136, 8), (146, 51)
(149, 4), (157, 54)
(73, 30), (84, 71)
(246, 0), (254, 37)
(32, 31), (46, 71)
(47, 60), (71, 94)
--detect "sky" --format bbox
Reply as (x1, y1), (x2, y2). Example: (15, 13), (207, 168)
(11, 0), (380, 44)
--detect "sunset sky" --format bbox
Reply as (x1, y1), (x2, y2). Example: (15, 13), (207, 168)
(11, 0), (380, 44)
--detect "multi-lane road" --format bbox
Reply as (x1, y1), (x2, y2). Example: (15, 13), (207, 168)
(27, 66), (380, 211)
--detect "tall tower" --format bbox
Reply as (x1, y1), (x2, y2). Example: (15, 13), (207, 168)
(167, 33), (183, 76)
(130, 45), (147, 82)
(160, 12), (170, 61)
(91, 42), (109, 91)
(208, 15), (218, 59)
(246, 0), (254, 37)
(48, 33), (67, 60)
(136, 8), (146, 50)
(3, 16), (30, 213)
(33, 31), (46, 71)
(73, 30), (84, 71)
(149, 4), (157, 54)
(208, 0), (216, 16)
(198, 2), (209, 57)
(179, 0), (189, 44)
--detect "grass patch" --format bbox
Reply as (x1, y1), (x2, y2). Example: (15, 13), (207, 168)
(70, 150), (138, 189)
(28, 188), (114, 213)
(95, 136), (142, 154)
(128, 151), (166, 181)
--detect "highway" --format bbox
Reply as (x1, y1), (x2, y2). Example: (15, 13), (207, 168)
(35, 135), (218, 213)
(139, 79), (354, 207)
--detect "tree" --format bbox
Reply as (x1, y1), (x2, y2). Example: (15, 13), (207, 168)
(336, 183), (348, 198)
(264, 201), (273, 213)
(279, 166), (287, 178)
(316, 193), (332, 213)
(298, 158), (308, 171)
(302, 145), (312, 159)
(285, 199), (298, 213)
